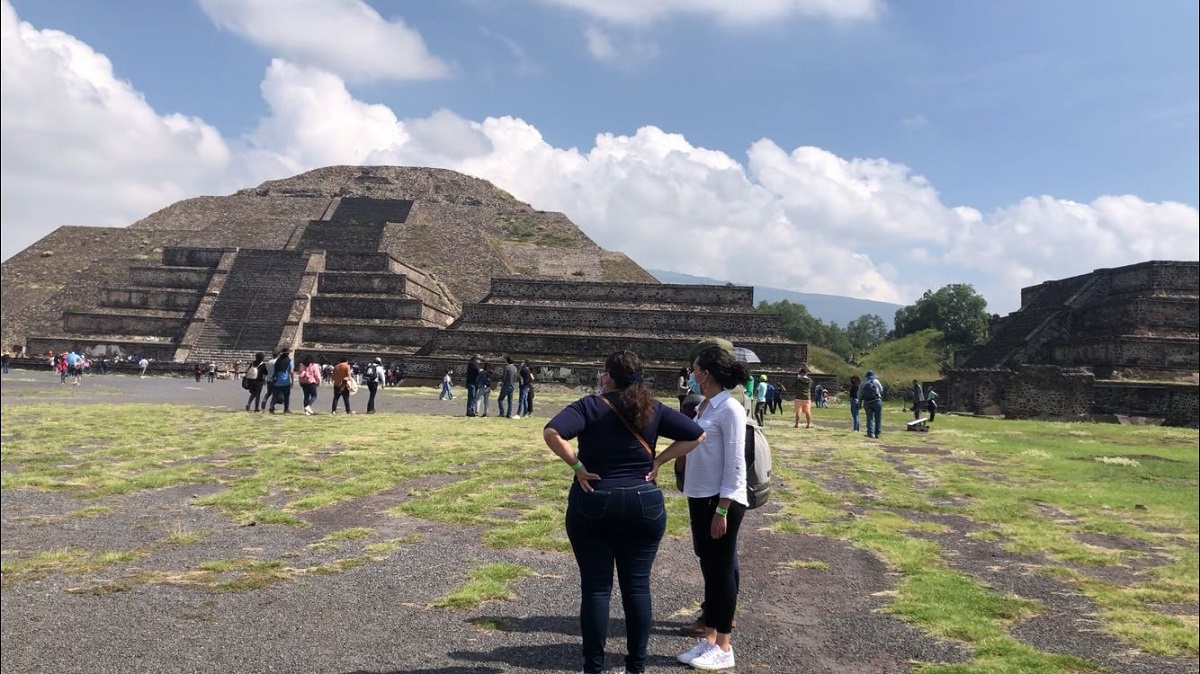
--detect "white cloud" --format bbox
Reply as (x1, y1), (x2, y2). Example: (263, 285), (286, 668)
(2, 0), (1196, 316)
(584, 25), (659, 67)
(198, 0), (451, 82)
(540, 0), (881, 25)
(0, 0), (237, 259)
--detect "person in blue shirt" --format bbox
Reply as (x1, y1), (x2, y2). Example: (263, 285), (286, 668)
(544, 350), (704, 674)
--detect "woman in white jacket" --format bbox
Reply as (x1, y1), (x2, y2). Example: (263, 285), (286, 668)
(676, 345), (750, 671)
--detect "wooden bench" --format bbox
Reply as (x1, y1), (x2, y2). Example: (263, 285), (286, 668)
(906, 417), (930, 432)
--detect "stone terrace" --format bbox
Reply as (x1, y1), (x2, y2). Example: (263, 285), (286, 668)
(949, 260), (1199, 426)
(424, 278), (806, 366)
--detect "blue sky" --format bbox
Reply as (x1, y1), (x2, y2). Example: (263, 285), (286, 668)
(2, 0), (1197, 314)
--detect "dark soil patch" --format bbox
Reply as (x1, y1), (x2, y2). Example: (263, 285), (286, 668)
(894, 509), (1195, 674)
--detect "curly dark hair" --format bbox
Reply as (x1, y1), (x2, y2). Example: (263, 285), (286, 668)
(605, 350), (655, 428)
(694, 346), (750, 391)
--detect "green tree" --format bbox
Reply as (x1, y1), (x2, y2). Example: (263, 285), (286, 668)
(845, 314), (888, 351)
(893, 283), (989, 348)
(757, 300), (856, 360)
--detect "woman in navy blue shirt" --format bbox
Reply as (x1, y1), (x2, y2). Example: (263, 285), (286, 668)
(544, 350), (704, 674)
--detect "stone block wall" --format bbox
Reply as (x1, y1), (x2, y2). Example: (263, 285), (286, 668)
(458, 303), (784, 335)
(310, 296), (424, 320)
(488, 278), (753, 309)
(318, 272), (410, 295)
(63, 312), (189, 338)
(325, 252), (394, 272)
(1073, 297), (1199, 336)
(1093, 382), (1199, 426)
(302, 323), (442, 349)
(1003, 365), (1095, 421)
(1053, 337), (1199, 370)
(161, 247), (230, 268)
(1109, 261), (1200, 295)
(24, 337), (179, 362)
(102, 288), (204, 312)
(129, 266), (214, 290)
(427, 330), (805, 365)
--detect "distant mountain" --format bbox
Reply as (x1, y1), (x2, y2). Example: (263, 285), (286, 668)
(649, 269), (902, 328)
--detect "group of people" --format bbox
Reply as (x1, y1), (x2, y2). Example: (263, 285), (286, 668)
(456, 356), (536, 419)
(545, 342), (751, 673)
(40, 350), (146, 381)
(240, 352), (389, 415)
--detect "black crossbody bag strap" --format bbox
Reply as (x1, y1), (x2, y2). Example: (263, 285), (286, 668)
(595, 395), (653, 458)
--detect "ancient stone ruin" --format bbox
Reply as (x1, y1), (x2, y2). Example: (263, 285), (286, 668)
(947, 261), (1199, 426)
(1, 166), (806, 372)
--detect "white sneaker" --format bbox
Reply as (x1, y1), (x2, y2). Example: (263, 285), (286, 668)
(677, 639), (713, 664)
(512, 414), (521, 419)
(689, 644), (735, 670)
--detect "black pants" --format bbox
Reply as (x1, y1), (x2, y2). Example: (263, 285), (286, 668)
(246, 381), (263, 411)
(272, 384), (291, 412)
(688, 496), (746, 633)
(332, 388), (351, 413)
(367, 381), (379, 413)
(754, 401), (767, 426)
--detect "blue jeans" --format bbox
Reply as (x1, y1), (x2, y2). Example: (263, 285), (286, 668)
(439, 381), (453, 399)
(517, 385), (531, 416)
(566, 483), (666, 674)
(466, 383), (478, 415)
(864, 399), (883, 437)
(498, 385), (514, 417)
(850, 398), (861, 432)
(301, 382), (318, 409)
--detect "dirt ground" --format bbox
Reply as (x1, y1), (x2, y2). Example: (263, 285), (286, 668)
(1, 370), (1195, 674)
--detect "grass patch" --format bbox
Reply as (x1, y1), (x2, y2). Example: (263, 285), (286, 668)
(432, 562), (533, 609)
(2, 398), (1196, 670)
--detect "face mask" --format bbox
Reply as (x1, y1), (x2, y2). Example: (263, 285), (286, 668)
(688, 373), (701, 394)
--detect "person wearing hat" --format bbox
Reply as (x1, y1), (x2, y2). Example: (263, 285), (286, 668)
(753, 374), (769, 427)
(858, 370), (885, 438)
(365, 356), (385, 414)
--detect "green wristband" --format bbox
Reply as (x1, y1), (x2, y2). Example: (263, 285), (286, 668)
(570, 460), (584, 471)
(715, 506), (729, 517)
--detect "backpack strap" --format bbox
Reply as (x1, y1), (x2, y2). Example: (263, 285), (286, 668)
(595, 395), (653, 458)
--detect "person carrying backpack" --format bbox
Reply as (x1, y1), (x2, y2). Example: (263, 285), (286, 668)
(858, 370), (884, 438)
(676, 345), (751, 671)
(364, 357), (384, 414)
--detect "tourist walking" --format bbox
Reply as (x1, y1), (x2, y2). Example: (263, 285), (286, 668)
(926, 387), (939, 421)
(244, 353), (266, 412)
(859, 370), (884, 438)
(911, 380), (924, 420)
(270, 351), (294, 413)
(543, 350), (704, 674)
(330, 357), (354, 414)
(753, 374), (769, 427)
(848, 375), (862, 432)
(678, 345), (750, 671)
(365, 357), (384, 413)
(439, 369), (455, 401)
(297, 354), (322, 415)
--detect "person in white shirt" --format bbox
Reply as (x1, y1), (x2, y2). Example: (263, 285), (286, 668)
(677, 345), (750, 671)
